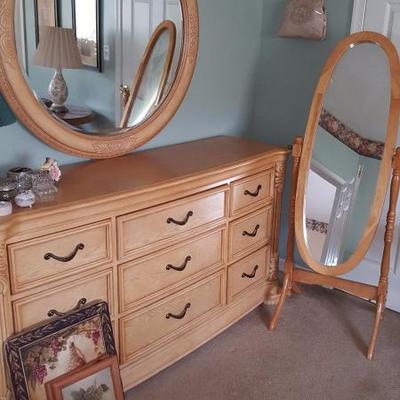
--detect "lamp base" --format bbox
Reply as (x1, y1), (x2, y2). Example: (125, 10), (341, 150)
(48, 69), (69, 113)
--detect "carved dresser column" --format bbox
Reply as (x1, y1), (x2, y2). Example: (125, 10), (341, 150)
(266, 161), (286, 304)
(0, 230), (13, 400)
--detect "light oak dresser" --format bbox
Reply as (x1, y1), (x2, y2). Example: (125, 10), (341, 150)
(0, 136), (288, 397)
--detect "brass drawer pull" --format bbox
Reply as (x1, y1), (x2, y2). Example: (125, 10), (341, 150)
(166, 303), (191, 320)
(242, 224), (260, 237)
(47, 297), (87, 318)
(244, 184), (262, 197)
(44, 243), (85, 262)
(167, 211), (193, 226)
(242, 265), (259, 279)
(166, 256), (192, 272)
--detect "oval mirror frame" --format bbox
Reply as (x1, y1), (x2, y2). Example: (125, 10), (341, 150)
(0, 0), (199, 158)
(295, 32), (400, 276)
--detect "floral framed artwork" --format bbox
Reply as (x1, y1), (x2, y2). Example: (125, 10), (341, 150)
(72, 0), (102, 71)
(5, 301), (116, 400)
(45, 356), (124, 400)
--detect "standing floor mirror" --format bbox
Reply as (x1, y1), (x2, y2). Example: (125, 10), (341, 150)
(269, 32), (400, 359)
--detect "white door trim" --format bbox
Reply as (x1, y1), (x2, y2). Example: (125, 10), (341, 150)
(351, 0), (367, 33)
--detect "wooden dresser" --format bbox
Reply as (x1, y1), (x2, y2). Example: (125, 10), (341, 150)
(0, 136), (288, 398)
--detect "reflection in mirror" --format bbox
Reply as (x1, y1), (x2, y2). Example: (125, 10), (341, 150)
(14, 0), (183, 135)
(120, 21), (176, 128)
(303, 43), (390, 266)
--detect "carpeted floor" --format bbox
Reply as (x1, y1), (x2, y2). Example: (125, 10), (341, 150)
(126, 285), (400, 400)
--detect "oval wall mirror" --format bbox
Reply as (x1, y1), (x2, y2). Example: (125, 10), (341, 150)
(295, 32), (400, 276)
(0, 0), (199, 158)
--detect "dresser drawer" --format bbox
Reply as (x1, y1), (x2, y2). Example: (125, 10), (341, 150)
(119, 229), (224, 312)
(120, 271), (224, 363)
(227, 247), (269, 302)
(9, 221), (112, 293)
(230, 170), (274, 215)
(118, 189), (226, 260)
(229, 207), (272, 261)
(13, 269), (113, 331)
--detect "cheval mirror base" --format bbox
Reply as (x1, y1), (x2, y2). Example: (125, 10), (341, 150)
(269, 31), (400, 360)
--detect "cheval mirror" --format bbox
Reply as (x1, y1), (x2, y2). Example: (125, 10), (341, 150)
(120, 20), (177, 129)
(269, 32), (400, 360)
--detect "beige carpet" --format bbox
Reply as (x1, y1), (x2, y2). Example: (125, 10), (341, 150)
(126, 285), (400, 400)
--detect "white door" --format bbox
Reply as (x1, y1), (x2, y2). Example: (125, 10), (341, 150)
(114, 0), (182, 121)
(347, 0), (400, 312)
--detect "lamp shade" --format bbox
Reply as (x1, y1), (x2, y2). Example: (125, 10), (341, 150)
(33, 27), (82, 69)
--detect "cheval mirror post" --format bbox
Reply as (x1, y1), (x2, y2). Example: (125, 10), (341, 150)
(269, 31), (400, 360)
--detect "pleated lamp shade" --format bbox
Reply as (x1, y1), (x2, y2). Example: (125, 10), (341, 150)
(33, 27), (82, 69)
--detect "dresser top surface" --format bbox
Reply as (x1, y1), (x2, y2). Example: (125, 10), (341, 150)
(2, 136), (288, 220)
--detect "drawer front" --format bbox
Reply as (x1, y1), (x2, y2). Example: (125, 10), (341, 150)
(228, 247), (269, 302)
(118, 189), (226, 259)
(231, 170), (273, 215)
(120, 272), (224, 363)
(13, 269), (113, 331)
(119, 229), (224, 311)
(229, 207), (272, 261)
(9, 221), (112, 293)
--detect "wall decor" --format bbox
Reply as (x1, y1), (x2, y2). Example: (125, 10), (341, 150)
(45, 356), (124, 400)
(34, 0), (59, 46)
(278, 0), (327, 40)
(5, 301), (116, 400)
(72, 0), (101, 71)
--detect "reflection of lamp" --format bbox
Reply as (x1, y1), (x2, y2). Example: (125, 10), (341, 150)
(33, 27), (81, 113)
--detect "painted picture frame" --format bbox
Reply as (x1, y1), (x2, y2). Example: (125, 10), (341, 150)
(34, 0), (59, 46)
(72, 0), (102, 71)
(45, 356), (124, 400)
(5, 301), (116, 400)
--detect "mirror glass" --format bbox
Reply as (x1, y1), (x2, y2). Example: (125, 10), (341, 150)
(303, 43), (390, 266)
(14, 0), (183, 135)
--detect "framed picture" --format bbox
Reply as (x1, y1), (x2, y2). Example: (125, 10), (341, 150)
(45, 356), (124, 400)
(72, 0), (102, 71)
(34, 0), (59, 46)
(5, 301), (116, 400)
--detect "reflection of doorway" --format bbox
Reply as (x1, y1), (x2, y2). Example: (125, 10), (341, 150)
(115, 0), (182, 123)
(305, 160), (362, 265)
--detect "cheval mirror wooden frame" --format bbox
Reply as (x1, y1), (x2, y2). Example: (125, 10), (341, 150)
(0, 0), (199, 158)
(120, 20), (177, 129)
(269, 32), (400, 360)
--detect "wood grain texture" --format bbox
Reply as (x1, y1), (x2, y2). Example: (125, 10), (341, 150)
(120, 271), (224, 364)
(230, 169), (274, 216)
(228, 206), (272, 262)
(13, 269), (114, 331)
(227, 246), (269, 303)
(0, 137), (289, 394)
(118, 188), (226, 260)
(9, 220), (112, 293)
(119, 228), (225, 312)
(0, 0), (199, 158)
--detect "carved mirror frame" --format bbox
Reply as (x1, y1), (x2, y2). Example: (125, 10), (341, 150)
(0, 0), (199, 158)
(269, 32), (400, 360)
(296, 31), (400, 276)
(120, 20), (177, 129)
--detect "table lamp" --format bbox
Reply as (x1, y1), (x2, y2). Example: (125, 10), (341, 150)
(33, 27), (82, 113)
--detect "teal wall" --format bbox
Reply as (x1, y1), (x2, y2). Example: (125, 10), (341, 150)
(0, 0), (263, 174)
(250, 0), (354, 261)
